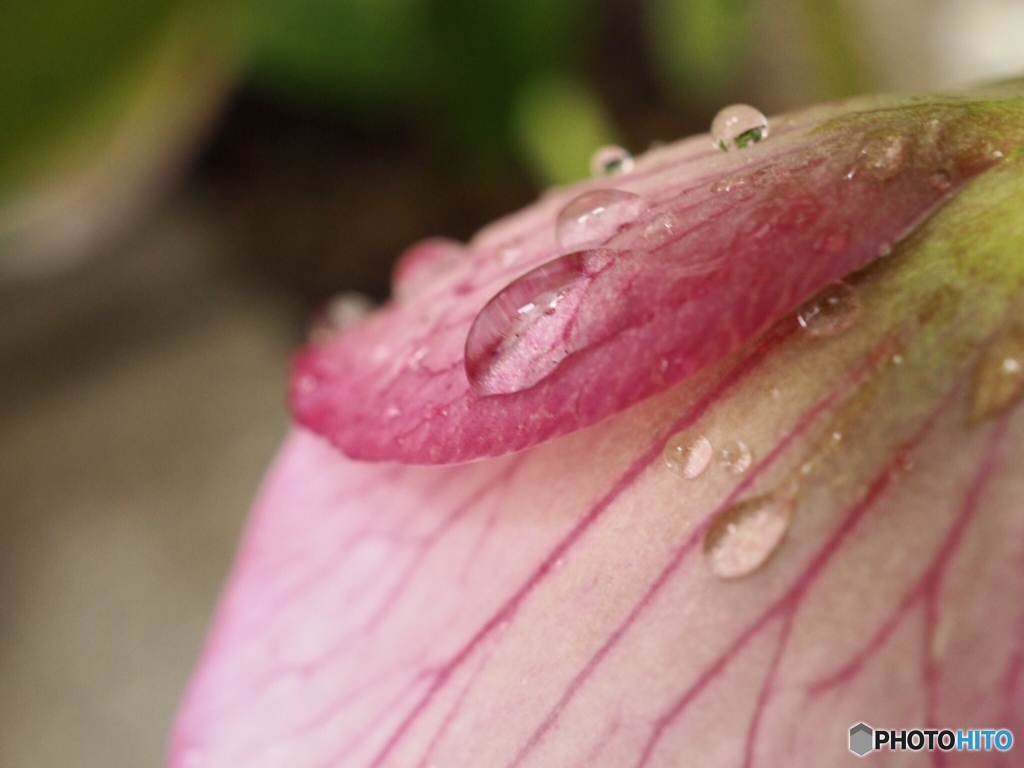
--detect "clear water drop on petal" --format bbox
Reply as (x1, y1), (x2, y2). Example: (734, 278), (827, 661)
(969, 320), (1024, 422)
(590, 145), (634, 177)
(555, 189), (648, 251)
(703, 493), (795, 579)
(663, 431), (714, 479)
(856, 133), (906, 181)
(717, 439), (753, 474)
(813, 224), (850, 255)
(797, 281), (862, 337)
(465, 249), (619, 396)
(710, 104), (769, 151)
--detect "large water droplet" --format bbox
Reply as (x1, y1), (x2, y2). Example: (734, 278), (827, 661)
(663, 431), (714, 479)
(391, 237), (465, 300)
(711, 104), (769, 151)
(591, 145), (634, 177)
(797, 281), (862, 337)
(969, 321), (1024, 422)
(716, 440), (753, 474)
(308, 292), (376, 343)
(465, 249), (618, 396)
(555, 190), (648, 251)
(703, 494), (795, 579)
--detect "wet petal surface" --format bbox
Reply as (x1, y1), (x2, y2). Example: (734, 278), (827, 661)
(291, 86), (1024, 464)
(173, 151), (1024, 766)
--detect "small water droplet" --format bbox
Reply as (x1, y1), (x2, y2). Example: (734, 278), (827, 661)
(797, 281), (862, 337)
(555, 189), (648, 251)
(465, 249), (618, 395)
(500, 245), (522, 267)
(180, 748), (205, 767)
(969, 321), (1024, 422)
(703, 493), (795, 579)
(663, 431), (714, 479)
(711, 176), (740, 194)
(929, 170), (953, 191)
(590, 145), (634, 176)
(897, 452), (915, 475)
(813, 225), (850, 255)
(711, 104), (769, 151)
(295, 372), (320, 396)
(854, 133), (906, 182)
(391, 238), (465, 300)
(308, 292), (376, 342)
(717, 440), (752, 474)
(641, 213), (679, 247)
(404, 346), (428, 370)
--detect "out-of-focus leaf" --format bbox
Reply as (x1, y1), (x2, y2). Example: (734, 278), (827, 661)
(801, 0), (873, 98)
(244, 0), (433, 109)
(648, 0), (755, 102)
(0, 0), (238, 195)
(243, 0), (592, 159)
(514, 75), (619, 185)
(0, 1), (241, 274)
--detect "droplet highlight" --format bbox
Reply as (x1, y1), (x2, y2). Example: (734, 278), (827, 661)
(797, 281), (862, 337)
(663, 431), (714, 479)
(703, 494), (795, 580)
(465, 249), (618, 396)
(716, 440), (752, 474)
(711, 104), (769, 152)
(555, 189), (648, 251)
(590, 145), (634, 177)
(969, 321), (1024, 422)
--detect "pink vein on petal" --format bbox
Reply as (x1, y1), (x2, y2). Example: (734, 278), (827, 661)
(631, 383), (960, 767)
(506, 333), (891, 767)
(362, 327), (786, 767)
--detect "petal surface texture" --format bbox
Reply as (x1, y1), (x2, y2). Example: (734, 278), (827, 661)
(292, 85), (1024, 463)
(173, 85), (1024, 765)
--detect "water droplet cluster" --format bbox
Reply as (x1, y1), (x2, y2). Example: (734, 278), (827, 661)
(663, 432), (754, 479)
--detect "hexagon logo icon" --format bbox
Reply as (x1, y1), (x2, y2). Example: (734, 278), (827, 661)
(849, 722), (874, 757)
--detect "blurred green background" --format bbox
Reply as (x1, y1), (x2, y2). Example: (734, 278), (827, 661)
(1, 1), (1023, 766)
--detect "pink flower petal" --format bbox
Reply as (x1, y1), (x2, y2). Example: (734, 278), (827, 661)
(171, 103), (1024, 763)
(291, 90), (1018, 463)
